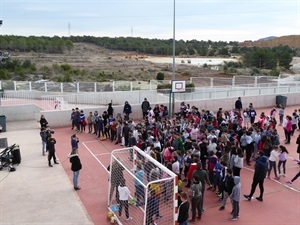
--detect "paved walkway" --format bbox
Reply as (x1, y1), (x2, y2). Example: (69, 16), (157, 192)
(1, 106), (300, 225)
(0, 120), (93, 225)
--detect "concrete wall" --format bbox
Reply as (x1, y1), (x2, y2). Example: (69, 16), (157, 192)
(0, 104), (42, 121)
(42, 92), (300, 128)
(1, 92), (299, 128)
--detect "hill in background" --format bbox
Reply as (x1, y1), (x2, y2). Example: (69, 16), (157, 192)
(240, 35), (300, 47)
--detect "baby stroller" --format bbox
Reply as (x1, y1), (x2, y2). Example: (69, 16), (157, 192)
(0, 144), (21, 172)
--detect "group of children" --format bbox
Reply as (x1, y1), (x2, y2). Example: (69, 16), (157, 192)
(69, 101), (300, 224)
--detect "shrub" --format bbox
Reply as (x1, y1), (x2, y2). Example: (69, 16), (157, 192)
(156, 72), (164, 80)
(22, 59), (32, 69)
(60, 64), (71, 71)
(0, 69), (11, 80)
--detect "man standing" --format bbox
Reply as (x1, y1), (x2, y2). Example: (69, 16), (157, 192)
(244, 151), (268, 201)
(177, 192), (189, 225)
(141, 98), (150, 119)
(235, 97), (243, 111)
(248, 104), (257, 124)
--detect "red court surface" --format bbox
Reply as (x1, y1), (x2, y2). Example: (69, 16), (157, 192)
(54, 106), (300, 225)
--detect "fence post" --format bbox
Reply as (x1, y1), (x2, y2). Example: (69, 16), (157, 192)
(112, 81), (115, 92)
(130, 82), (133, 91)
(94, 82), (97, 92)
(254, 77), (258, 87)
(150, 80), (152, 91)
(45, 82), (48, 92)
(232, 76), (235, 86)
(76, 82), (79, 93)
(29, 82), (32, 91)
(61, 83), (63, 93)
(14, 81), (17, 90)
(277, 74), (281, 87)
(210, 78), (213, 87)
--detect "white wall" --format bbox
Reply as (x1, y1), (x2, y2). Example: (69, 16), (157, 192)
(0, 104), (42, 121)
(1, 92), (299, 127)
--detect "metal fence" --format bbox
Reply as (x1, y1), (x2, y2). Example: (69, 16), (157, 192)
(1, 75), (300, 111)
(0, 79), (172, 92)
(0, 75), (282, 92)
(1, 82), (300, 111)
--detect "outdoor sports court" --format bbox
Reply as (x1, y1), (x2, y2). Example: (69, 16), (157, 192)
(54, 106), (300, 225)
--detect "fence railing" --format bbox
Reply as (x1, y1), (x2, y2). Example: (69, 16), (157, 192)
(1, 82), (300, 111)
(0, 75), (290, 92)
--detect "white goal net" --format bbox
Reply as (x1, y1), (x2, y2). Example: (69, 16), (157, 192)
(108, 146), (178, 225)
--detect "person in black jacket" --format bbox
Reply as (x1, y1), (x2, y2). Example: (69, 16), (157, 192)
(47, 134), (58, 167)
(69, 148), (82, 190)
(107, 103), (114, 117)
(235, 97), (243, 111)
(123, 101), (132, 120)
(141, 98), (150, 119)
(177, 192), (189, 225)
(122, 122), (130, 147)
(39, 114), (48, 128)
(219, 168), (234, 211)
(244, 151), (268, 201)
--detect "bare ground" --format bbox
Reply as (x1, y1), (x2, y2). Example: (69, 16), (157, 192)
(11, 42), (232, 82)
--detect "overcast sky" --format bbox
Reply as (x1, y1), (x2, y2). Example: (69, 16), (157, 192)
(0, 0), (299, 42)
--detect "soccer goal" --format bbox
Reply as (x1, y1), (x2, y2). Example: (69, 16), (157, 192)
(108, 146), (178, 225)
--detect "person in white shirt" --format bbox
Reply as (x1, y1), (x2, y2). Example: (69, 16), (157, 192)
(207, 131), (217, 144)
(118, 179), (132, 221)
(190, 124), (199, 142)
(267, 146), (281, 180)
(207, 138), (217, 154)
(172, 155), (180, 177)
(243, 108), (250, 129)
(153, 138), (161, 150)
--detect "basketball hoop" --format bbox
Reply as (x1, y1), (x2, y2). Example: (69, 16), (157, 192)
(172, 80), (186, 93)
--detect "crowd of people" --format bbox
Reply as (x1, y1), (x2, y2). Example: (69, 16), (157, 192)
(39, 96), (300, 224)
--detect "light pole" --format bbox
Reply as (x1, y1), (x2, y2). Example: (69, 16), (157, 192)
(171, 0), (176, 116)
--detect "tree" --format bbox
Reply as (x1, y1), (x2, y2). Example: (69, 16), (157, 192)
(65, 40), (74, 54)
(156, 72), (164, 80)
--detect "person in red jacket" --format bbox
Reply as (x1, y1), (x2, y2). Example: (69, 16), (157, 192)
(185, 157), (199, 188)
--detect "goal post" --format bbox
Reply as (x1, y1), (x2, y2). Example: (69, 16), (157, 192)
(108, 146), (178, 225)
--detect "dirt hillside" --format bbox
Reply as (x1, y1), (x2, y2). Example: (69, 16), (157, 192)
(12, 42), (231, 82)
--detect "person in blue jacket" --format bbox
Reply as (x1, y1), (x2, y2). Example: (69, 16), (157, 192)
(244, 151), (268, 202)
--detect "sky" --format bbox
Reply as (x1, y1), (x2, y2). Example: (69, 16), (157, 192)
(0, 0), (299, 42)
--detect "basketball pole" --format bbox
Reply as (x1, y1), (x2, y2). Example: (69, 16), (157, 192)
(171, 0), (176, 116)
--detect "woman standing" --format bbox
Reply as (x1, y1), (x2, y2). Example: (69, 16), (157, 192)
(39, 114), (48, 128)
(189, 175), (202, 223)
(267, 145), (281, 180)
(233, 148), (244, 177)
(69, 148), (82, 190)
(296, 134), (300, 161)
(47, 134), (58, 167)
(284, 115), (292, 144)
(123, 101), (132, 120)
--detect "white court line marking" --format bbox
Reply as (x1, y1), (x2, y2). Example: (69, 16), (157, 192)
(82, 141), (109, 173)
(82, 140), (99, 144)
(83, 141), (145, 213)
(289, 165), (300, 168)
(94, 153), (111, 156)
(243, 166), (300, 193)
